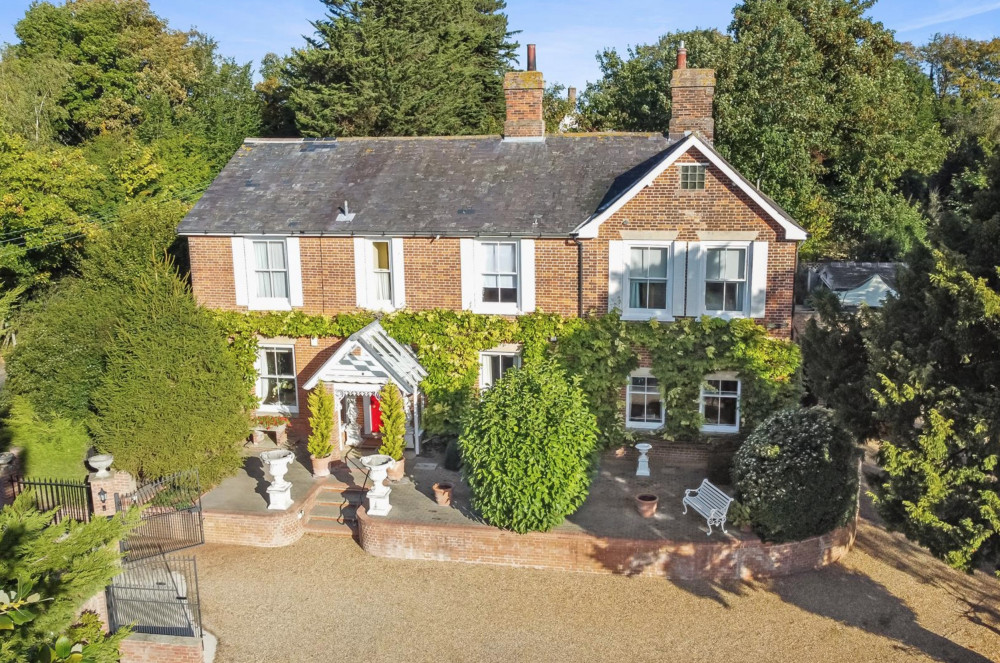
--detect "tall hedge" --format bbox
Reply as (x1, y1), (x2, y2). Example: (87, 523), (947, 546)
(89, 261), (249, 487)
(459, 358), (598, 533)
(732, 408), (858, 542)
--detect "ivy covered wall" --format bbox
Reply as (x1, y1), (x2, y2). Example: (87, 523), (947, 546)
(215, 309), (801, 448)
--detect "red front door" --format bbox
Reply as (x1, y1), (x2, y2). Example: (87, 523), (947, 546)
(370, 395), (382, 433)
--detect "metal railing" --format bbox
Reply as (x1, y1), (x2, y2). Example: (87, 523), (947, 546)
(9, 476), (91, 524)
(107, 556), (202, 638)
(117, 470), (203, 562)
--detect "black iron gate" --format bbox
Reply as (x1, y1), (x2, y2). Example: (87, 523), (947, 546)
(9, 476), (91, 524)
(106, 555), (202, 637)
(117, 470), (203, 562)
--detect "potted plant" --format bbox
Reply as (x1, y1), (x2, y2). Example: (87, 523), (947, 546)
(306, 387), (335, 478)
(377, 383), (407, 481)
(252, 414), (290, 446)
(433, 482), (454, 506)
(634, 493), (658, 518)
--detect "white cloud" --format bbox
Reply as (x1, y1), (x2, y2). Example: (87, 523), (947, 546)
(898, 1), (1000, 32)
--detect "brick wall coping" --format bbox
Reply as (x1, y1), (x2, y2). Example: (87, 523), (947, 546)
(356, 506), (857, 581)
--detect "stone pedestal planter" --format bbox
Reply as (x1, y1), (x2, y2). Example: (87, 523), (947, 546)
(432, 482), (453, 506)
(635, 493), (658, 518)
(361, 454), (394, 516)
(260, 450), (295, 511)
(635, 443), (652, 477)
(87, 454), (114, 479)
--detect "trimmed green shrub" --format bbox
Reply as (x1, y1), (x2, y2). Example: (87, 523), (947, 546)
(2, 397), (90, 479)
(443, 437), (462, 471)
(89, 260), (249, 487)
(459, 358), (598, 533)
(306, 387), (334, 459)
(733, 408), (858, 543)
(376, 383), (406, 461)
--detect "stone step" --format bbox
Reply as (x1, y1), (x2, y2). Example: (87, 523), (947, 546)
(302, 516), (356, 536)
(308, 502), (359, 521)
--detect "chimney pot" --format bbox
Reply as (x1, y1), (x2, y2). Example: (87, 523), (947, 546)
(527, 44), (537, 72)
(677, 41), (687, 69)
(568, 86), (577, 107)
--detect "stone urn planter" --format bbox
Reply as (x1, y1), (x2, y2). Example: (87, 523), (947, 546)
(433, 482), (454, 506)
(635, 493), (658, 518)
(386, 456), (405, 482)
(87, 453), (114, 478)
(310, 454), (331, 478)
(260, 449), (295, 511)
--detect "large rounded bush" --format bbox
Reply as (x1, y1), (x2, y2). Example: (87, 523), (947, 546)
(733, 408), (858, 542)
(459, 359), (598, 533)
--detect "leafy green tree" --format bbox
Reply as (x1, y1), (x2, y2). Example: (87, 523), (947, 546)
(376, 383), (406, 461)
(0, 493), (137, 662)
(285, 0), (518, 137)
(88, 259), (250, 487)
(0, 50), (71, 144)
(542, 84), (576, 134)
(733, 408), (858, 542)
(2, 397), (91, 480)
(460, 358), (598, 533)
(256, 53), (298, 137)
(306, 387), (335, 459)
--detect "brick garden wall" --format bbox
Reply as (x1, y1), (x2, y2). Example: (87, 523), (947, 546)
(119, 634), (203, 663)
(202, 506), (305, 547)
(357, 508), (857, 581)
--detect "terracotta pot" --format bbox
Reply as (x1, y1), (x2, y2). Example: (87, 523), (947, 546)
(310, 455), (331, 478)
(387, 457), (405, 481)
(613, 446), (628, 459)
(433, 482), (454, 506)
(635, 493), (658, 518)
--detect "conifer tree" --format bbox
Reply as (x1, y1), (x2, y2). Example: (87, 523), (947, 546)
(377, 383), (407, 461)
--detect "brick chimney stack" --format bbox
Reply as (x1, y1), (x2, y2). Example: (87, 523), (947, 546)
(668, 41), (715, 143)
(504, 44), (545, 141)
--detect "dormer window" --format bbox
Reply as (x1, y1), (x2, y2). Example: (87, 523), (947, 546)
(680, 164), (706, 190)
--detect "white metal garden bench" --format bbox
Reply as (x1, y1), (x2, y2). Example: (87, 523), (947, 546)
(682, 479), (733, 535)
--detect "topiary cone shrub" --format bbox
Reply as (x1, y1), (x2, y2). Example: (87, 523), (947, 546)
(732, 407), (859, 543)
(306, 386), (335, 459)
(459, 358), (599, 534)
(377, 383), (406, 462)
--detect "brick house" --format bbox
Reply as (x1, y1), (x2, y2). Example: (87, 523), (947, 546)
(178, 45), (806, 451)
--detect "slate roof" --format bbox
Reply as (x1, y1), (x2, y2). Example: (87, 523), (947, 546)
(177, 134), (683, 237)
(806, 262), (904, 292)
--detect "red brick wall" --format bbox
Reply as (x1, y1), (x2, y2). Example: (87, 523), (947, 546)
(202, 506), (305, 547)
(357, 508), (857, 581)
(119, 634), (203, 663)
(403, 238), (463, 311)
(188, 236), (238, 310)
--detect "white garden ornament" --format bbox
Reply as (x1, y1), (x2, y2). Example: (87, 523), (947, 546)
(361, 454), (395, 516)
(87, 454), (115, 479)
(635, 443), (652, 477)
(260, 449), (295, 511)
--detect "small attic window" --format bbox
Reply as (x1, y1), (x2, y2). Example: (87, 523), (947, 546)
(680, 164), (706, 190)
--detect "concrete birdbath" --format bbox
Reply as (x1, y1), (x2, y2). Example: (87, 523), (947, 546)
(361, 454), (395, 516)
(260, 449), (295, 510)
(87, 454), (115, 478)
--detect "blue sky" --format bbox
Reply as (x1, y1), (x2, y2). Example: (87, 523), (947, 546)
(2, 0), (1000, 90)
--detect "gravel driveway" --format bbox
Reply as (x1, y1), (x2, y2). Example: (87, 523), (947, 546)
(193, 518), (1000, 663)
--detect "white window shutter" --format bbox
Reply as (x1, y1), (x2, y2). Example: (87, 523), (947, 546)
(671, 241), (687, 318)
(353, 237), (368, 308)
(286, 237), (304, 307)
(750, 241), (769, 318)
(608, 240), (624, 312)
(460, 238), (475, 310)
(686, 242), (706, 318)
(231, 237), (248, 306)
(519, 238), (536, 313)
(391, 238), (406, 309)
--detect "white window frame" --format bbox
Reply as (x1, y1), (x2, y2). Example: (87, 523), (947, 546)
(679, 163), (708, 190)
(702, 241), (751, 320)
(622, 241), (674, 321)
(474, 239), (521, 315)
(354, 237), (405, 312)
(700, 373), (741, 434)
(232, 236), (303, 311)
(256, 344), (299, 415)
(625, 369), (664, 430)
(478, 349), (522, 390)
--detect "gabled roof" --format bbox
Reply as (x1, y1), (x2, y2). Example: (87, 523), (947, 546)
(572, 133), (807, 241)
(177, 134), (675, 237)
(807, 261), (903, 292)
(302, 321), (427, 394)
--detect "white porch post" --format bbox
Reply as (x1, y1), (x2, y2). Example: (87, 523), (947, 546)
(412, 390), (421, 455)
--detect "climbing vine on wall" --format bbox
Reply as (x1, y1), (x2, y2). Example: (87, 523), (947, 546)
(215, 309), (800, 447)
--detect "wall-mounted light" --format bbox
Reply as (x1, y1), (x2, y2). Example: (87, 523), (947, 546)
(98, 488), (108, 512)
